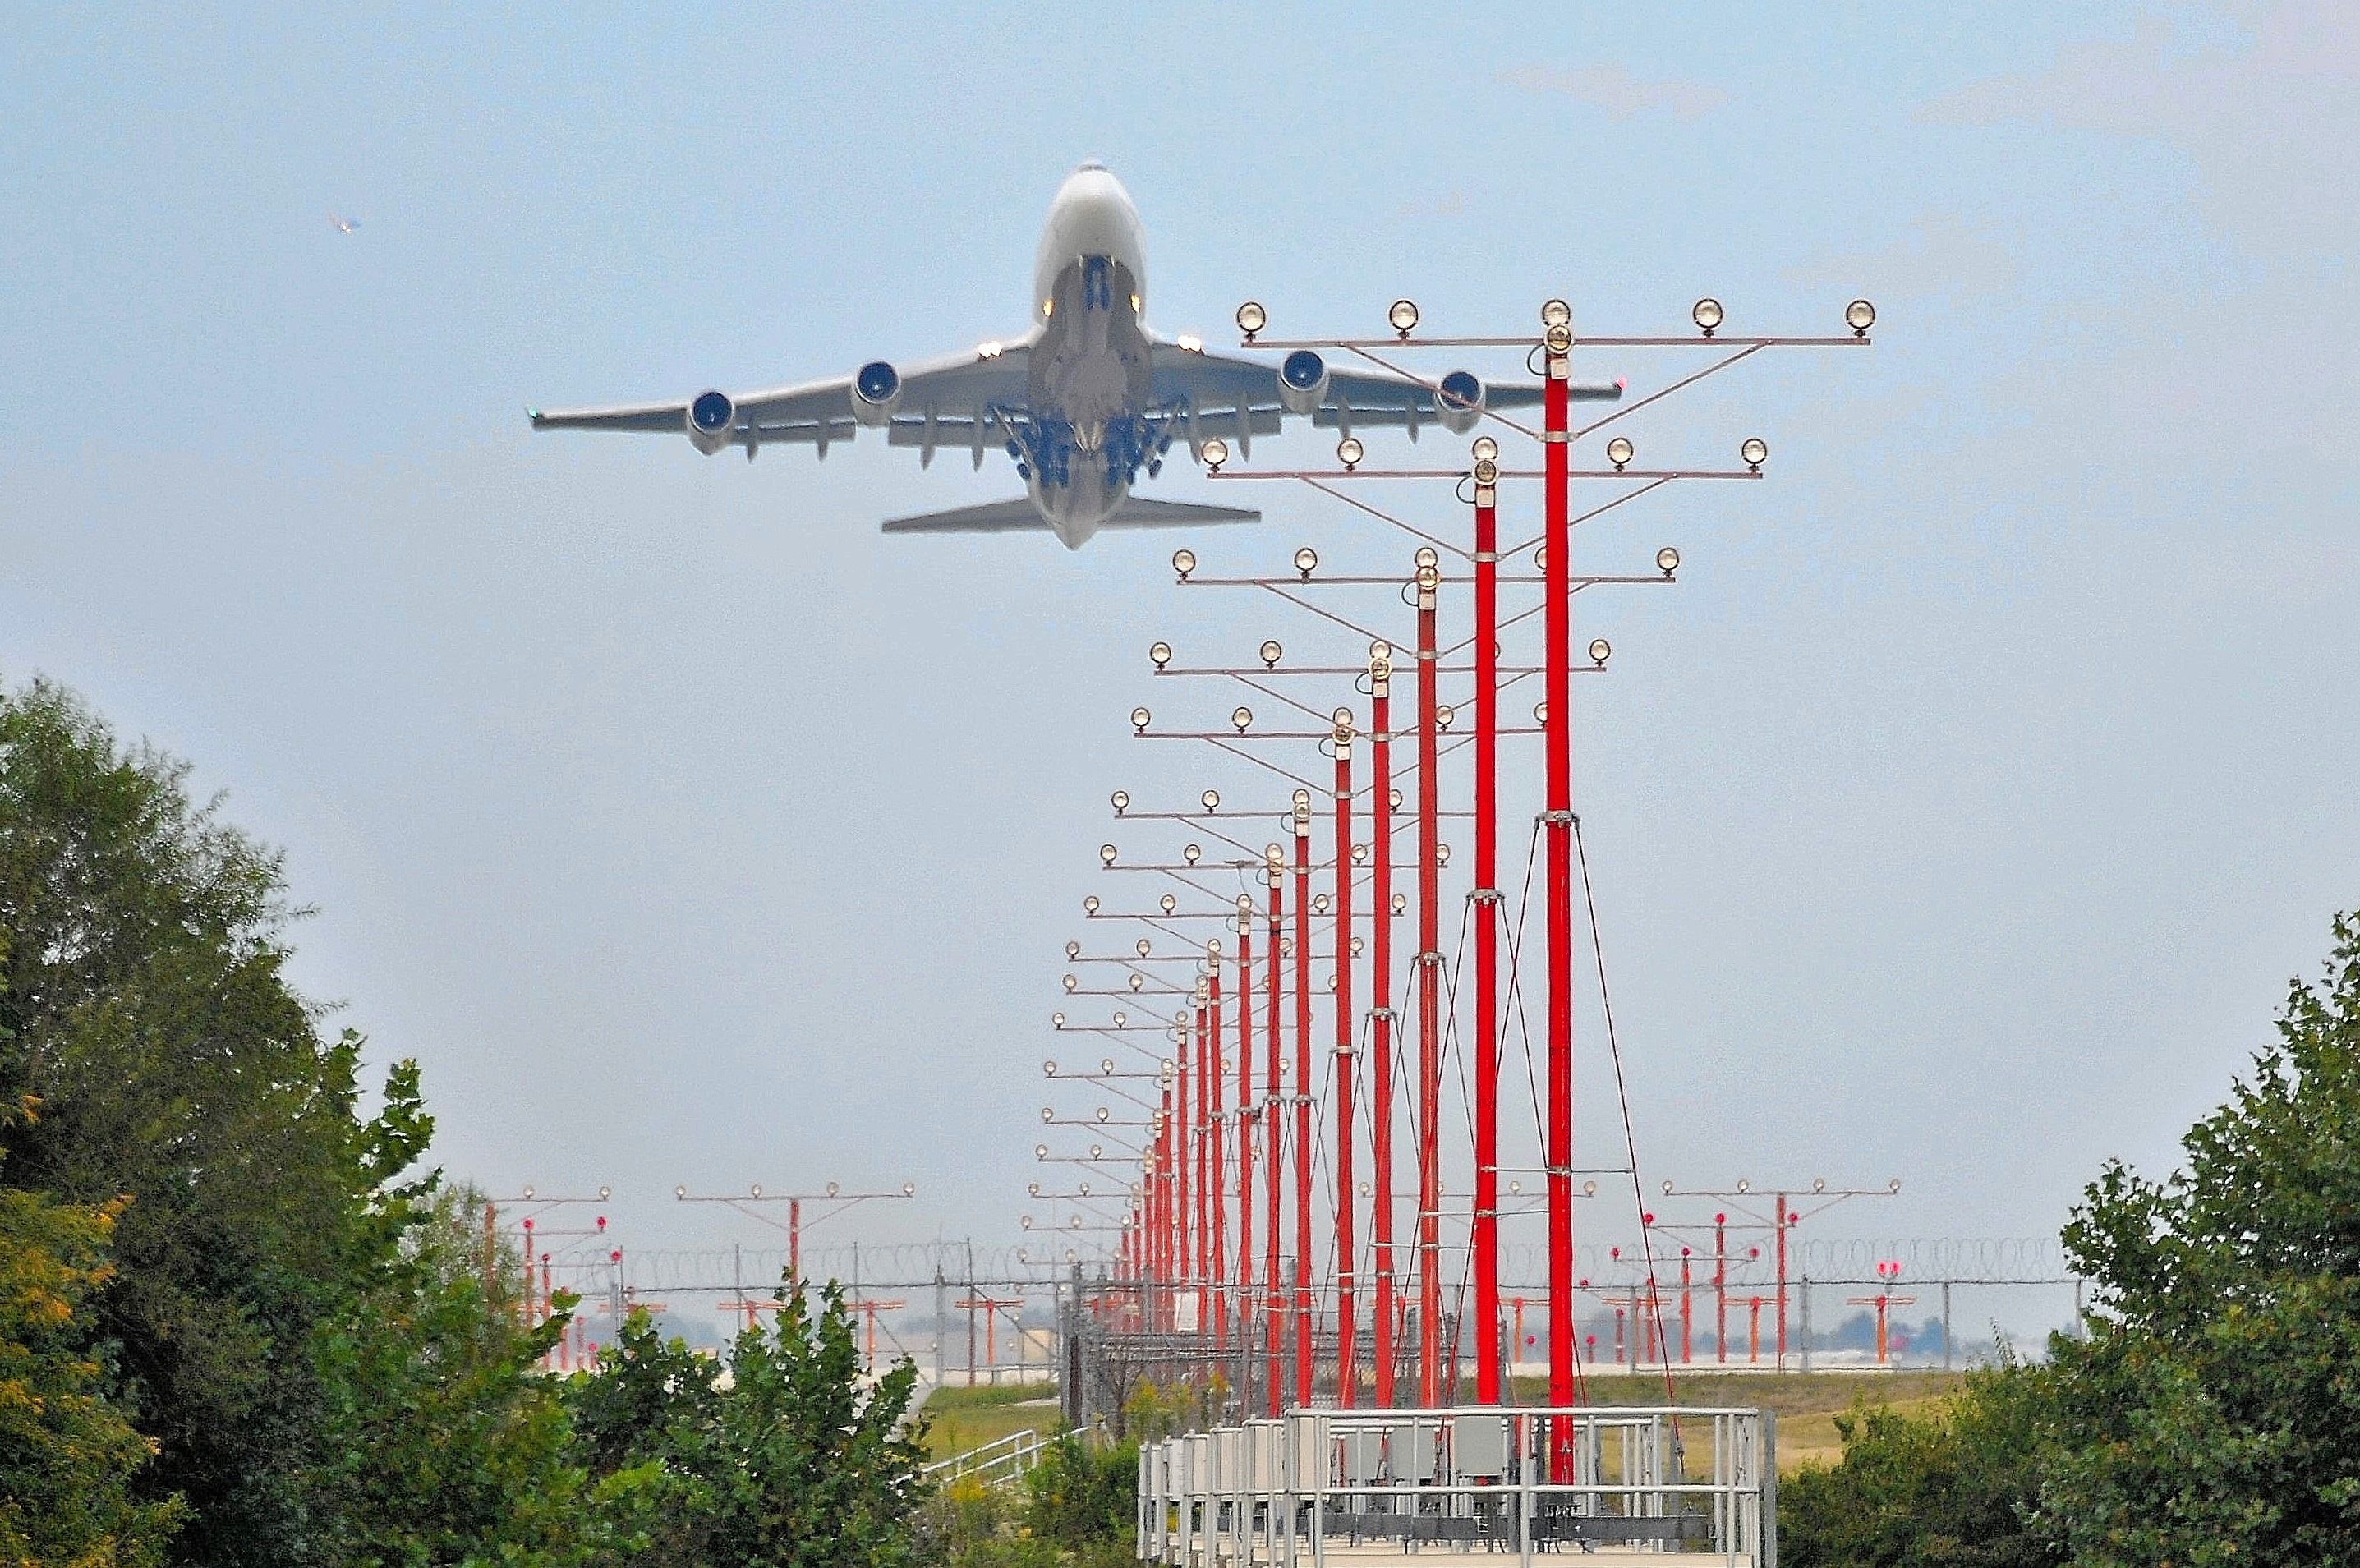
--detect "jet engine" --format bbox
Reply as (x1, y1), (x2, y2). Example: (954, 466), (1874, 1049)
(1278, 349), (1329, 416)
(1436, 370), (1486, 435)
(851, 360), (903, 427)
(686, 389), (735, 455)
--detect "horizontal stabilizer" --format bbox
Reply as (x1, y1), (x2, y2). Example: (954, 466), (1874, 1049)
(881, 496), (1261, 535)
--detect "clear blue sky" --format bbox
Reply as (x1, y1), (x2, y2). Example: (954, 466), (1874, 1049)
(3, 4), (2353, 1305)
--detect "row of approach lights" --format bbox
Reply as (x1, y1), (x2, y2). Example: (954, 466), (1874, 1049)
(1233, 294), (1875, 343)
(667, 1181), (918, 1199)
(1164, 537), (1679, 587)
(1200, 430), (1768, 476)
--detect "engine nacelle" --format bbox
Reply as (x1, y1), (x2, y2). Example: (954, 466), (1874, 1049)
(1278, 349), (1329, 416)
(686, 389), (735, 455)
(851, 360), (903, 427)
(1436, 370), (1485, 435)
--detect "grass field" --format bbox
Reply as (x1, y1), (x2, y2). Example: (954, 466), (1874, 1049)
(1506, 1370), (1965, 1472)
(918, 1382), (1062, 1460)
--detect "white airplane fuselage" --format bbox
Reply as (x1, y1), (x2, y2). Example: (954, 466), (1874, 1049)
(1019, 164), (1158, 548)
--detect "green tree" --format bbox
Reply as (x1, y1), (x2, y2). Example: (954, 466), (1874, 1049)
(1781, 1359), (2054, 1568)
(568, 1285), (931, 1568)
(302, 1064), (597, 1568)
(2037, 914), (2360, 1564)
(0, 675), (367, 1564)
(0, 1097), (184, 1567)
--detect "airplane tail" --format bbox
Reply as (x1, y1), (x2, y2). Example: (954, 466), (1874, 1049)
(881, 497), (1260, 534)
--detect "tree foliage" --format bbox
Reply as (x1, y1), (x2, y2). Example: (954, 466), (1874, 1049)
(0, 1097), (184, 1567)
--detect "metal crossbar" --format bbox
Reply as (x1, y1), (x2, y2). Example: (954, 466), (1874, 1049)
(1138, 1405), (1775, 1567)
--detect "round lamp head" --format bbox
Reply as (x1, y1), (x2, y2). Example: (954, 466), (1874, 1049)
(1543, 323), (1572, 354)
(1035, 1143), (1050, 1159)
(1813, 1177), (1829, 1193)
(674, 1184), (688, 1199)
(1388, 298), (1419, 335)
(1172, 547), (1197, 579)
(1129, 706), (1150, 733)
(1201, 788), (1221, 812)
(1313, 893), (1331, 914)
(1183, 843), (1201, 865)
(1533, 701), (1548, 725)
(1605, 435), (1635, 470)
(1846, 298), (1876, 335)
(1052, 1009), (1066, 1027)
(1589, 637), (1611, 665)
(1656, 545), (1680, 577)
(1741, 436), (1769, 471)
(748, 1184), (762, 1198)
(1735, 1178), (1750, 1193)
(1148, 641), (1171, 669)
(902, 1180), (915, 1196)
(1473, 456), (1499, 485)
(1392, 892), (1407, 913)
(1292, 787), (1312, 810)
(1540, 298), (1572, 329)
(1159, 893), (1177, 914)
(1199, 438), (1228, 473)
(1692, 297), (1724, 335)
(1065, 940), (1080, 959)
(1293, 545), (1319, 579)
(1336, 435), (1364, 470)
(1082, 894), (1099, 913)
(1062, 973), (1078, 992)
(1415, 545), (1438, 570)
(1098, 843), (1117, 865)
(522, 1185), (536, 1200)
(1231, 706), (1253, 733)
(1472, 435), (1500, 462)
(1259, 638), (1282, 668)
(1235, 301), (1267, 338)
(1135, 937), (1151, 957)
(1044, 1058), (1058, 1075)
(1041, 1106), (1053, 1122)
(1436, 703), (1455, 730)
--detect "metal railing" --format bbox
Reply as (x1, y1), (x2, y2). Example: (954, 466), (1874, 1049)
(924, 1426), (1056, 1492)
(1139, 1405), (1774, 1566)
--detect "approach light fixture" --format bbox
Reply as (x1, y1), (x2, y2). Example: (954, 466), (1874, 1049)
(1183, 844), (1202, 865)
(1390, 789), (1403, 810)
(1392, 891), (1409, 914)
(1040, 1106), (1054, 1123)
(1544, 323), (1572, 354)
(1534, 543), (1547, 571)
(1292, 787), (1312, 810)
(1110, 789), (1129, 815)
(1099, 843), (1117, 865)
(749, 1184), (762, 1198)
(1541, 299), (1572, 329)
(1606, 435), (1635, 470)
(1043, 1060), (1057, 1077)
(1113, 1010), (1128, 1028)
(1063, 973), (1079, 992)
(1199, 439), (1228, 473)
(1259, 639), (1283, 668)
(1888, 1178), (1903, 1193)
(1231, 706), (1254, 733)
(1149, 641), (1171, 669)
(1159, 894), (1177, 914)
(1584, 1179), (1599, 1197)
(1741, 436), (1769, 471)
(1589, 637), (1612, 666)
(1846, 298), (1876, 336)
(1065, 940), (1080, 959)
(1336, 435), (1364, 470)
(1097, 1059), (1113, 1076)
(522, 1186), (536, 1199)
(1657, 545), (1680, 577)
(1172, 548), (1198, 579)
(1693, 297), (1724, 336)
(1437, 703), (1456, 731)
(1052, 1009), (1067, 1028)
(1128, 706), (1151, 734)
(1035, 1143), (1049, 1159)
(1388, 298), (1419, 336)
(1127, 974), (1143, 993)
(1415, 545), (1438, 569)
(674, 1184), (688, 1199)
(1028, 1180), (1042, 1196)
(1294, 545), (1319, 579)
(1813, 1177), (1829, 1193)
(1472, 435), (1500, 462)
(1082, 894), (1100, 914)
(1534, 701), (1548, 725)
(1474, 455), (1499, 485)
(1736, 1178), (1750, 1193)
(1313, 893), (1332, 915)
(1235, 301), (1267, 340)
(1438, 842), (1451, 867)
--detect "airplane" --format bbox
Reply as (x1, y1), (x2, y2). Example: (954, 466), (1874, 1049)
(527, 162), (1622, 549)
(330, 214), (361, 233)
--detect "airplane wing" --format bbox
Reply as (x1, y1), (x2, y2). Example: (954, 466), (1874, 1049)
(529, 339), (1038, 459)
(881, 497), (1259, 534)
(1148, 341), (1621, 444)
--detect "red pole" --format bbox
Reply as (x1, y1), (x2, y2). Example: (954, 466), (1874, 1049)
(1715, 1215), (1728, 1363)
(1291, 798), (1313, 1406)
(1160, 1084), (1176, 1331)
(1369, 646), (1397, 1407)
(1681, 1250), (1693, 1364)
(1176, 998), (1191, 1330)
(1208, 964), (1226, 1347)
(1236, 897), (1256, 1386)
(1263, 853), (1285, 1415)
(1776, 1194), (1789, 1368)
(521, 1217), (536, 1329)
(1332, 712), (1357, 1407)
(1415, 551), (1442, 1407)
(1473, 444), (1502, 1404)
(1541, 305), (1577, 1458)
(1749, 1296), (1763, 1364)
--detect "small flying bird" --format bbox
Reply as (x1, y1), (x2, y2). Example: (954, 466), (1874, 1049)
(329, 213), (360, 234)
